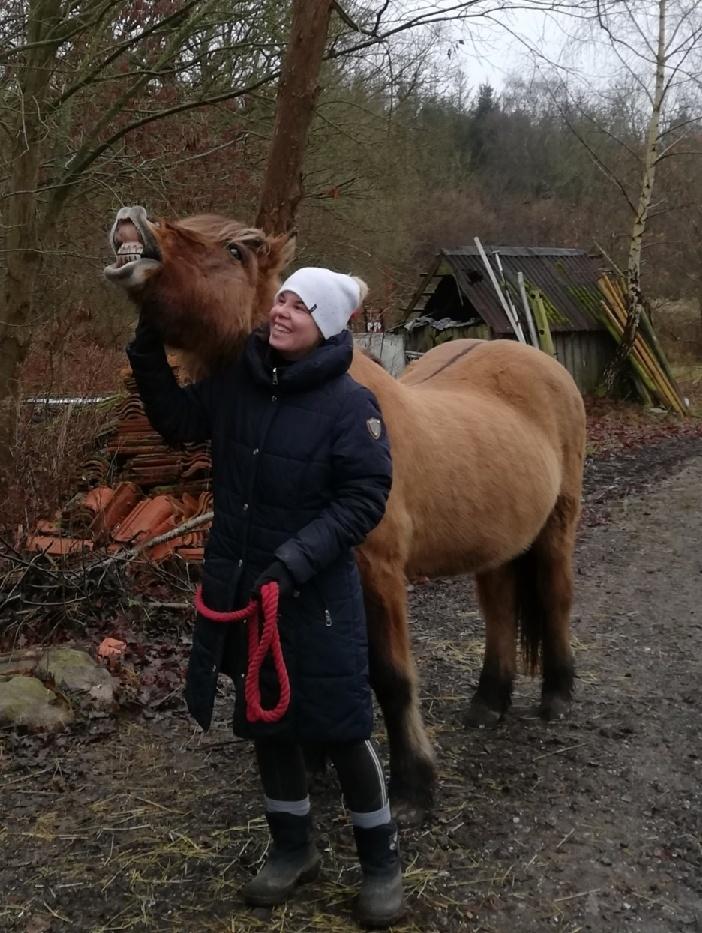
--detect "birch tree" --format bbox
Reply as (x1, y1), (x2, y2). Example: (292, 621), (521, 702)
(588, 0), (702, 386)
(512, 0), (701, 385)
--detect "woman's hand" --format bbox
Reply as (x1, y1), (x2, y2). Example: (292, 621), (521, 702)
(252, 560), (296, 598)
(131, 309), (162, 351)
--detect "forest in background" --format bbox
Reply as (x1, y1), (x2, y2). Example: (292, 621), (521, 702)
(27, 66), (702, 340)
(0, 0), (698, 425)
(2, 3), (700, 376)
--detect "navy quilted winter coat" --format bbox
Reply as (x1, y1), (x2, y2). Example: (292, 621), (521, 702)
(127, 328), (392, 742)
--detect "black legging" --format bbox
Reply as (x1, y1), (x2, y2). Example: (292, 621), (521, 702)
(254, 737), (388, 815)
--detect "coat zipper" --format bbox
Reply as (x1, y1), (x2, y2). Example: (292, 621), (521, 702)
(324, 609), (333, 627)
(272, 367), (278, 385)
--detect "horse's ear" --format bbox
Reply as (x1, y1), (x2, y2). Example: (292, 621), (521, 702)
(261, 231), (296, 274)
(238, 228), (296, 274)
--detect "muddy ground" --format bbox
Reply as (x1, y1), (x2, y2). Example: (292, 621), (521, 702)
(1, 434), (702, 933)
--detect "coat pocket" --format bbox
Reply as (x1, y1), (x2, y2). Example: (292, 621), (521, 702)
(184, 616), (226, 731)
(307, 580), (333, 627)
(201, 556), (241, 612)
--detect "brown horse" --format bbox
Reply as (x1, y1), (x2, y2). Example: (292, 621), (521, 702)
(105, 206), (586, 823)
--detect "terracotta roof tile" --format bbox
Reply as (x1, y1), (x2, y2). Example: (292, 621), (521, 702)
(111, 495), (181, 544)
(175, 546), (205, 562)
(29, 367), (213, 563)
(25, 535), (93, 556)
(91, 481), (141, 538)
(82, 486), (115, 514)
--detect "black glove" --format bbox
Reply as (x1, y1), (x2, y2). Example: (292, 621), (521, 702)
(252, 560), (296, 598)
(131, 309), (163, 352)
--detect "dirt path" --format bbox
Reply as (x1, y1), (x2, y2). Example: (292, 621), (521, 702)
(2, 446), (702, 932)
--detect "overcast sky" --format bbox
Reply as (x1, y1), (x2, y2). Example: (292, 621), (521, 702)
(451, 2), (699, 103)
(454, 8), (597, 92)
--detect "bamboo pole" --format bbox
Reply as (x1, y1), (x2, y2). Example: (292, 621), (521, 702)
(517, 272), (539, 347)
(602, 290), (684, 410)
(607, 316), (682, 411)
(598, 300), (685, 413)
(628, 338), (682, 411)
(494, 251), (527, 343)
(598, 279), (684, 411)
(599, 275), (685, 405)
(597, 301), (665, 405)
(632, 374), (654, 407)
(528, 288), (556, 357)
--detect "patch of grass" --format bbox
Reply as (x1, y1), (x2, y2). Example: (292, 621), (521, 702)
(672, 363), (702, 415)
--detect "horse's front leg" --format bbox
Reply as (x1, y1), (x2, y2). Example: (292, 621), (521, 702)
(356, 550), (436, 826)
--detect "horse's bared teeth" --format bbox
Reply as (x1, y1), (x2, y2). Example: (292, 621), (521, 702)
(114, 253), (141, 268)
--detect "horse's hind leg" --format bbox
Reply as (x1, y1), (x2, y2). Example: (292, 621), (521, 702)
(357, 552), (436, 826)
(465, 563), (519, 728)
(529, 495), (578, 720)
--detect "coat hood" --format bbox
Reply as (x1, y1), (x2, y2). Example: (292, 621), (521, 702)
(245, 328), (354, 392)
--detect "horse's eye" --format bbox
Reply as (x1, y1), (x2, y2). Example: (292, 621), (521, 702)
(227, 243), (242, 261)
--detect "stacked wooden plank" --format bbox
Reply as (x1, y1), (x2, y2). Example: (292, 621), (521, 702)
(598, 276), (687, 415)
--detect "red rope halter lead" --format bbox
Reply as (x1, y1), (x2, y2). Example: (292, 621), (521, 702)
(193, 581), (291, 724)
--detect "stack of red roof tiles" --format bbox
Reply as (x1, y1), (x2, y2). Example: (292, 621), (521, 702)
(24, 366), (212, 563)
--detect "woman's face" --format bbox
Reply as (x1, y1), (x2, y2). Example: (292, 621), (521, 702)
(268, 290), (322, 360)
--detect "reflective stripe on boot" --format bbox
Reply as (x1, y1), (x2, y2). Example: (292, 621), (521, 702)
(353, 821), (405, 928)
(244, 812), (321, 907)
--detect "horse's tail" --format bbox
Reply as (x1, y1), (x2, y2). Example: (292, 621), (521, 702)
(514, 491), (579, 678)
(514, 545), (544, 676)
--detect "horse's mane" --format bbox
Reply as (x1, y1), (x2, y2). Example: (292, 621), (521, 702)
(360, 347), (386, 370)
(177, 215), (266, 247)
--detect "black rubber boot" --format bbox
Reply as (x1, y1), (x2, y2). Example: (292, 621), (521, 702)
(244, 812), (321, 907)
(353, 821), (404, 929)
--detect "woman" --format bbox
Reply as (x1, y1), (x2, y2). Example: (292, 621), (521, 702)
(127, 267), (402, 928)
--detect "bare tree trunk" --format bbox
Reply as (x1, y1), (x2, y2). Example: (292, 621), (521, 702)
(0, 0), (63, 470)
(255, 0), (333, 234)
(603, 0), (667, 392)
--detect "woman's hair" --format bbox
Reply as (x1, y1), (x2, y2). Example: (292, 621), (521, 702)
(352, 276), (369, 307)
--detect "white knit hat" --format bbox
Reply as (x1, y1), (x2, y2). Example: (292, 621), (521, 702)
(275, 267), (362, 339)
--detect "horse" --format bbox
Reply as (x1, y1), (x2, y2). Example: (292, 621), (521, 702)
(105, 205), (587, 824)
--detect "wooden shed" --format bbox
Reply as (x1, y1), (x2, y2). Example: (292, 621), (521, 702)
(399, 245), (615, 394)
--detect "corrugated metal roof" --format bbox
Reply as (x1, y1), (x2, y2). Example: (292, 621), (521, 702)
(404, 246), (605, 336)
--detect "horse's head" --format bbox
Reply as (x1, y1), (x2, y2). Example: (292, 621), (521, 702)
(104, 205), (295, 372)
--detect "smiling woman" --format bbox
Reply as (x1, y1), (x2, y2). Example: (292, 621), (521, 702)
(270, 268), (366, 361)
(114, 212), (403, 925)
(269, 289), (322, 359)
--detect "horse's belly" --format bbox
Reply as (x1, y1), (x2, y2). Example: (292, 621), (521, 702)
(404, 437), (561, 577)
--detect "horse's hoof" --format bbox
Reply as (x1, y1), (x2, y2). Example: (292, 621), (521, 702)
(464, 698), (502, 729)
(391, 800), (427, 828)
(540, 694), (571, 721)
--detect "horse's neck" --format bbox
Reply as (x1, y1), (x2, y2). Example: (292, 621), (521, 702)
(350, 349), (407, 410)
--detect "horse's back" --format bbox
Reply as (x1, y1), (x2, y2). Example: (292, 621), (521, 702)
(402, 339), (575, 395)
(400, 339), (486, 386)
(401, 340), (584, 449)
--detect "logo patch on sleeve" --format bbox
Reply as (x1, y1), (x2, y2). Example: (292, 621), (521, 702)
(366, 417), (382, 440)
